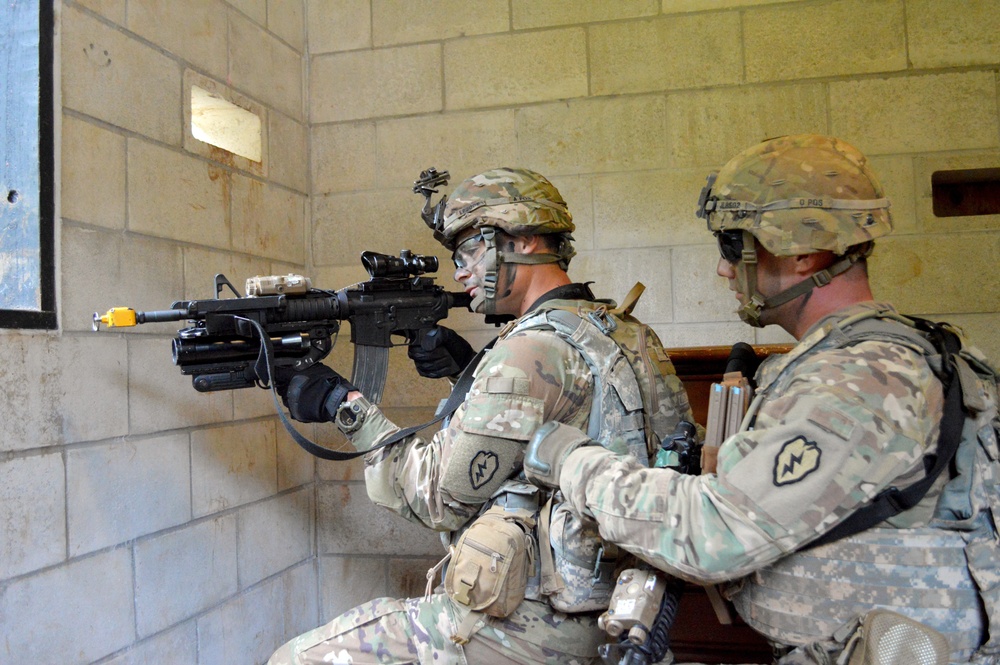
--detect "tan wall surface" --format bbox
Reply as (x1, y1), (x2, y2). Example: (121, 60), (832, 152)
(2, 2), (998, 664)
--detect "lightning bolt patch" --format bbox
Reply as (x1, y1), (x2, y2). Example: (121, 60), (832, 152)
(469, 451), (500, 490)
(773, 436), (821, 486)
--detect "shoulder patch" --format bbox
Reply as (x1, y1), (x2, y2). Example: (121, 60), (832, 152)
(773, 436), (821, 486)
(469, 451), (500, 490)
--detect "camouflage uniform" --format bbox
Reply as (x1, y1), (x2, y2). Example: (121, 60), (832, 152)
(267, 283), (694, 665)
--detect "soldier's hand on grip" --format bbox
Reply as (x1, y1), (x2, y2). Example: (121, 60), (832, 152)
(408, 326), (476, 379)
(524, 422), (594, 490)
(278, 364), (357, 423)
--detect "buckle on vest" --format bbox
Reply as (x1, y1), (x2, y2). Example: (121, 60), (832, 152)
(587, 308), (618, 335)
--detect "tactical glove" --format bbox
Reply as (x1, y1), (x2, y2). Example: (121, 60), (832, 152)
(274, 364), (357, 423)
(408, 326), (476, 379)
(524, 422), (595, 489)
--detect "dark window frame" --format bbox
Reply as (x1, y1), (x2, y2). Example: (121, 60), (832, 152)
(0, 1), (56, 329)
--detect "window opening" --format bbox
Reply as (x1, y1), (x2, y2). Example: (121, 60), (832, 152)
(931, 168), (1000, 218)
(190, 85), (262, 162)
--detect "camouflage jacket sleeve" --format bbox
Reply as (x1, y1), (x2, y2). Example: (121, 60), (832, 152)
(349, 328), (594, 532)
(558, 339), (945, 584)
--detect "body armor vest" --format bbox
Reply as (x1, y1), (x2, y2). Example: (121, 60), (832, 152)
(732, 308), (1000, 664)
(490, 298), (689, 612)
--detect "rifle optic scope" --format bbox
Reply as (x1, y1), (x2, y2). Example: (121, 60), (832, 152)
(362, 250), (438, 279)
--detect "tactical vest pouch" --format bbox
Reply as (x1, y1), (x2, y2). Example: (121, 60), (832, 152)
(845, 609), (949, 665)
(543, 499), (618, 612)
(445, 506), (535, 618)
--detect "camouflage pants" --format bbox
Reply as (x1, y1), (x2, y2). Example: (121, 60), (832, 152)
(267, 594), (605, 665)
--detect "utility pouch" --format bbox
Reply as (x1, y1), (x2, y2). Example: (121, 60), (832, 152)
(445, 506), (535, 618)
(844, 609), (949, 665)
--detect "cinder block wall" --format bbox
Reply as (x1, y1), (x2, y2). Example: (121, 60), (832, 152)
(307, 0), (1000, 635)
(3, 2), (999, 665)
(2, 1), (319, 663)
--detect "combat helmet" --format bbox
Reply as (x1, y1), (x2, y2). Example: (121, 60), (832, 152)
(423, 167), (576, 314)
(696, 134), (893, 326)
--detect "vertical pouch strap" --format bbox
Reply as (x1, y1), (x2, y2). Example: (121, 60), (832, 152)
(450, 608), (488, 646)
(536, 495), (565, 596)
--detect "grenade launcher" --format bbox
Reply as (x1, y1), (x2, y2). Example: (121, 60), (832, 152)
(93, 250), (471, 404)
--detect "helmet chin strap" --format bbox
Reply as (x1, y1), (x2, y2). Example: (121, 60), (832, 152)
(469, 227), (573, 315)
(735, 232), (869, 328)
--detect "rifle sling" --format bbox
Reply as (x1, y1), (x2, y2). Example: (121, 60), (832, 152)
(245, 314), (494, 461)
(805, 320), (964, 549)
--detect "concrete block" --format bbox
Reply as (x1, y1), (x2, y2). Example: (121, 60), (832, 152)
(869, 232), (1000, 315)
(75, 0), (125, 23)
(128, 139), (230, 250)
(513, 0), (657, 28)
(126, 0), (228, 79)
(592, 169), (716, 251)
(312, 189), (445, 265)
(830, 72), (1000, 155)
(61, 115), (126, 229)
(551, 175), (593, 252)
(134, 514), (238, 636)
(0, 548), (134, 664)
(908, 0), (1000, 68)
(375, 111), (518, 189)
(308, 0), (371, 53)
(191, 421), (278, 517)
(667, 83), (828, 168)
(58, 335), (131, 442)
(67, 434), (190, 557)
(591, 13), (741, 96)
(102, 623), (197, 665)
(672, 244), (746, 324)
(128, 336), (233, 435)
(317, 483), (443, 555)
(0, 454), (65, 579)
(661, 0), (787, 11)
(182, 245), (270, 300)
(269, 111), (309, 193)
(869, 155), (917, 236)
(311, 45), (441, 123)
(281, 561), (321, 641)
(196, 573), (288, 665)
(312, 121), (377, 194)
(374, 0), (508, 46)
(0, 333), (129, 450)
(445, 29), (587, 110)
(268, 0), (305, 52)
(320, 555), (386, 622)
(62, 6), (181, 144)
(568, 248), (675, 325)
(309, 44), (442, 123)
(230, 11), (304, 120)
(744, 0), (906, 82)
(388, 556), (440, 598)
(238, 489), (313, 588)
(61, 226), (184, 333)
(277, 430), (316, 490)
(230, 0), (267, 25)
(915, 151), (1000, 234)
(518, 96), (668, 175)
(654, 321), (754, 350)
(231, 175), (306, 263)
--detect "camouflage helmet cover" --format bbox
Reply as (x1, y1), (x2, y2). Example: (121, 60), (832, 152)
(700, 134), (893, 256)
(439, 167), (575, 249)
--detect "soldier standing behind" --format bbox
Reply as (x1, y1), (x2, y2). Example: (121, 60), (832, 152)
(267, 167), (697, 664)
(525, 135), (1000, 664)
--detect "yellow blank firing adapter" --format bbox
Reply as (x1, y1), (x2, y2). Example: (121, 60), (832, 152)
(92, 307), (138, 331)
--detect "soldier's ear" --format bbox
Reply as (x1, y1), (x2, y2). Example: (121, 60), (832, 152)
(792, 251), (835, 277)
